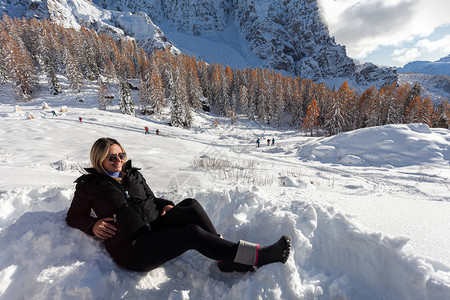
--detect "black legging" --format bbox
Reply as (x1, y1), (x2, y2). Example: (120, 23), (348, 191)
(115, 198), (238, 271)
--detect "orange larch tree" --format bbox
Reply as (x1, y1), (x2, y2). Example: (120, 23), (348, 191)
(303, 98), (320, 136)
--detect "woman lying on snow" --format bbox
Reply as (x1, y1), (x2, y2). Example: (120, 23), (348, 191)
(66, 137), (291, 273)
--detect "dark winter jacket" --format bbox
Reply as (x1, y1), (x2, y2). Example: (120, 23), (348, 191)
(66, 160), (174, 258)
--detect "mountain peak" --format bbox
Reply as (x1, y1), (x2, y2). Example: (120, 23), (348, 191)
(437, 54), (450, 63)
(398, 54), (450, 76)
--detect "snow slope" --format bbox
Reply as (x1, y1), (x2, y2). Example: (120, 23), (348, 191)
(0, 79), (450, 299)
(398, 73), (450, 103)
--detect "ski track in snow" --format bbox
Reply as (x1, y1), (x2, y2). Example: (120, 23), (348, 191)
(0, 80), (450, 299)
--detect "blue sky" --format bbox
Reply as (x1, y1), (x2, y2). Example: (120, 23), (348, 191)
(318, 0), (450, 67)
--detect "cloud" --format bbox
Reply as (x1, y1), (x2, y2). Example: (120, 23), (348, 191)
(318, 0), (450, 59)
(416, 34), (450, 53)
(391, 48), (422, 64)
(391, 34), (450, 64)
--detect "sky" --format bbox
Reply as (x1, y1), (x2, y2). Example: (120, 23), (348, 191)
(317, 0), (450, 67)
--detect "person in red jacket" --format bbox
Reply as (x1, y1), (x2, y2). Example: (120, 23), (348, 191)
(66, 138), (291, 272)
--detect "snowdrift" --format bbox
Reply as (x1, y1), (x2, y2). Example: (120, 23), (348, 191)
(296, 124), (450, 167)
(0, 187), (449, 299)
(0, 95), (449, 299)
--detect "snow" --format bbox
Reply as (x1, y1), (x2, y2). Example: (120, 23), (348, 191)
(158, 20), (263, 70)
(398, 72), (450, 103)
(1, 79), (450, 299)
(397, 55), (450, 77)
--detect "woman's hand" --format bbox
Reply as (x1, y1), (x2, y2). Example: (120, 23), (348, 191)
(92, 217), (117, 239)
(161, 205), (174, 216)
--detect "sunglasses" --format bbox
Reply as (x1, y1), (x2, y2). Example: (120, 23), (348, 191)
(107, 152), (126, 162)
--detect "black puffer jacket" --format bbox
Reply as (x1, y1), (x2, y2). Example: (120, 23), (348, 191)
(66, 160), (174, 257)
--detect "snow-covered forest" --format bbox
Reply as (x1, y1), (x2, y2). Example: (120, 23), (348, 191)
(1, 16), (449, 134)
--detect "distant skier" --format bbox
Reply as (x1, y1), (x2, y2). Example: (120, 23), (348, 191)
(79, 117), (83, 123)
(256, 138), (260, 147)
(267, 139), (270, 146)
(156, 129), (160, 136)
(272, 138), (275, 146)
(145, 126), (149, 135)
(51, 111), (57, 116)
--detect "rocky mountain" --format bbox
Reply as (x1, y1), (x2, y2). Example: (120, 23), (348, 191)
(398, 73), (450, 103)
(1, 0), (397, 89)
(396, 55), (450, 102)
(397, 54), (450, 77)
(0, 0), (179, 54)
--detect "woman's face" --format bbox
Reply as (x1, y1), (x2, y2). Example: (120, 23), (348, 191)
(102, 144), (125, 173)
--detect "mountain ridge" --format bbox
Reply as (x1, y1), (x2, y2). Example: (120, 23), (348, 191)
(1, 0), (397, 89)
(397, 54), (450, 76)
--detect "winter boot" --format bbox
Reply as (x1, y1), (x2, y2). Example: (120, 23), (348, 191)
(218, 236), (291, 273)
(254, 235), (291, 267)
(217, 261), (256, 273)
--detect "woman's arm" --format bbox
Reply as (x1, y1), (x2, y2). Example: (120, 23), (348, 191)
(67, 180), (118, 239)
(66, 184), (98, 235)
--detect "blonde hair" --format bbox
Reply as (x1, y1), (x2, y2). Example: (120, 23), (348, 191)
(90, 138), (126, 173)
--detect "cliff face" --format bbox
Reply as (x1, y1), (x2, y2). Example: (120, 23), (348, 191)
(1, 0), (178, 54)
(96, 0), (398, 87)
(1, 0), (398, 88)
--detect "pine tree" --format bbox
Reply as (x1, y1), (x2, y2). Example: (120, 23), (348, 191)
(222, 65), (234, 114)
(78, 26), (99, 80)
(272, 75), (285, 127)
(139, 58), (151, 113)
(0, 56), (6, 84)
(247, 69), (259, 120)
(290, 78), (303, 128)
(404, 96), (421, 123)
(210, 64), (224, 114)
(257, 81), (269, 123)
(119, 81), (136, 116)
(432, 100), (449, 129)
(170, 66), (191, 127)
(103, 57), (117, 83)
(63, 46), (83, 93)
(170, 91), (184, 127)
(238, 85), (249, 115)
(37, 22), (61, 95)
(150, 71), (165, 114)
(324, 95), (346, 136)
(0, 31), (8, 84)
(44, 57), (61, 95)
(97, 78), (110, 110)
